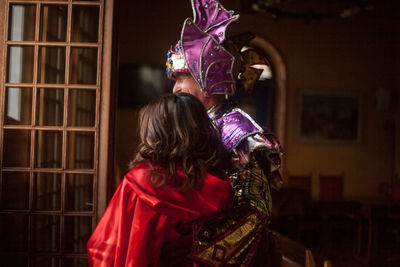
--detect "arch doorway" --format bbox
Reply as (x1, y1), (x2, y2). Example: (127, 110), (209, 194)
(232, 35), (287, 147)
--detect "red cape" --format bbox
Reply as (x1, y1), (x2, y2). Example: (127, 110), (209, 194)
(87, 161), (232, 266)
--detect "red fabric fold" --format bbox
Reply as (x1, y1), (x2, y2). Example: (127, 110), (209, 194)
(87, 161), (232, 267)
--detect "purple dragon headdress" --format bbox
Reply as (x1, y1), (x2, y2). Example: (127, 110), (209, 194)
(166, 0), (239, 96)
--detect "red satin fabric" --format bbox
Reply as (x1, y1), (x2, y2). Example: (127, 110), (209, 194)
(87, 161), (232, 267)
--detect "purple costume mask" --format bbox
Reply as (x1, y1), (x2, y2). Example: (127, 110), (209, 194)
(166, 0), (239, 96)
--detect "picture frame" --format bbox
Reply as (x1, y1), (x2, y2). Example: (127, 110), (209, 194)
(297, 91), (362, 144)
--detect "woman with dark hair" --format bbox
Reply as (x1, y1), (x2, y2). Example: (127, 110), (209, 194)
(87, 93), (233, 267)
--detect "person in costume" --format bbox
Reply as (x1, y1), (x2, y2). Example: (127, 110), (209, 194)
(166, 0), (283, 265)
(87, 93), (233, 267)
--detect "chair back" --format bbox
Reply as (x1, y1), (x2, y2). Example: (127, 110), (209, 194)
(273, 174), (312, 217)
(272, 230), (325, 267)
(319, 173), (343, 202)
(288, 174), (312, 201)
(392, 179), (400, 202)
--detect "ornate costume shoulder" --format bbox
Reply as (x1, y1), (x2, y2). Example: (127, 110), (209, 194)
(208, 103), (281, 155)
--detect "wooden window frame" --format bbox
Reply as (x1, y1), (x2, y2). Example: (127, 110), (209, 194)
(0, 0), (115, 263)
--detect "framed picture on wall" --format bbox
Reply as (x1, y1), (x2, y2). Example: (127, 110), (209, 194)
(297, 91), (362, 144)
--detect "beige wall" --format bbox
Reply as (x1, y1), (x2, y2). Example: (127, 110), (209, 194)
(116, 0), (399, 199)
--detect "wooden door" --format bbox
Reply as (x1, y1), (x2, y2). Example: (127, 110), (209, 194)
(0, 0), (114, 266)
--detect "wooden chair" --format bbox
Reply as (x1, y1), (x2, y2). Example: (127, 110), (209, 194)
(286, 174), (321, 244)
(392, 179), (400, 202)
(273, 229), (332, 267)
(318, 173), (361, 258)
(319, 173), (343, 202)
(305, 249), (316, 267)
(305, 249), (333, 267)
(271, 174), (312, 241)
(288, 174), (312, 201)
(285, 174), (313, 216)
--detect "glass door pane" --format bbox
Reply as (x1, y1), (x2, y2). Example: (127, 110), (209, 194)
(33, 172), (62, 210)
(0, 214), (29, 251)
(3, 129), (31, 167)
(8, 4), (36, 41)
(4, 87), (32, 125)
(36, 88), (64, 126)
(40, 5), (68, 42)
(6, 45), (34, 83)
(69, 47), (97, 84)
(35, 130), (63, 168)
(71, 6), (99, 42)
(68, 89), (96, 127)
(38, 46), (66, 84)
(1, 171), (30, 209)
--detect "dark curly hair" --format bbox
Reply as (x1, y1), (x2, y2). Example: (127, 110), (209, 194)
(130, 92), (231, 190)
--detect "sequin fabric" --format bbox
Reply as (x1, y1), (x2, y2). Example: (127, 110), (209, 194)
(189, 103), (283, 265)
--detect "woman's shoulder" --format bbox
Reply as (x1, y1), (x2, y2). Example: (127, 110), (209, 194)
(123, 161), (232, 219)
(124, 160), (156, 189)
(126, 160), (150, 175)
